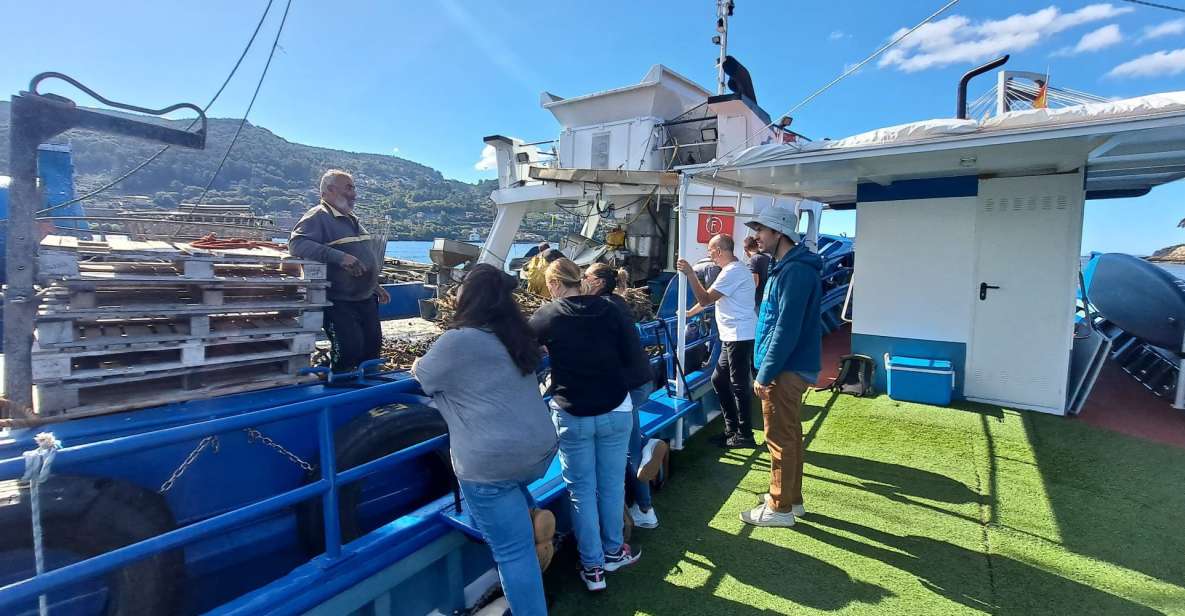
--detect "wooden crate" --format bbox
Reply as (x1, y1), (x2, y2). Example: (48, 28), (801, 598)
(33, 355), (315, 417)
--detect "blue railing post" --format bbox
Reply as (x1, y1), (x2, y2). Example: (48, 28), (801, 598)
(318, 406), (342, 560)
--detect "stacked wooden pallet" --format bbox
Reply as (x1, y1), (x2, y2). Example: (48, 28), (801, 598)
(32, 235), (327, 417)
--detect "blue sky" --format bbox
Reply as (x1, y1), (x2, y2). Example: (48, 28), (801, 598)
(2, 0), (1183, 254)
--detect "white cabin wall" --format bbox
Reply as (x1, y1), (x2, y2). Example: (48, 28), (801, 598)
(852, 197), (978, 344)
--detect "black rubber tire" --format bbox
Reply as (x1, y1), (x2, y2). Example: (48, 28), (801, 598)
(299, 401), (453, 554)
(0, 475), (183, 615)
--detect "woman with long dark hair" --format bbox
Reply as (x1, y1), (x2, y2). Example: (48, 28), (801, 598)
(413, 264), (557, 616)
(584, 264), (668, 530)
(530, 258), (642, 592)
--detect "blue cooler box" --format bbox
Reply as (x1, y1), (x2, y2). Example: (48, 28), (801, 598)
(885, 354), (955, 406)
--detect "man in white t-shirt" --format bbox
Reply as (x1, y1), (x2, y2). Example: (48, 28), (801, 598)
(676, 234), (758, 448)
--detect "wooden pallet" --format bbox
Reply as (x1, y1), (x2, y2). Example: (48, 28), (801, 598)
(39, 234), (326, 282)
(38, 280), (328, 312)
(32, 332), (316, 383)
(33, 355), (315, 417)
(35, 309), (324, 349)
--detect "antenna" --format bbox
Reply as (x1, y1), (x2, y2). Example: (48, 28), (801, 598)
(713, 0), (734, 95)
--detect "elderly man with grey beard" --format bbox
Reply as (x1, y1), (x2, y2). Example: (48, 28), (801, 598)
(289, 169), (389, 372)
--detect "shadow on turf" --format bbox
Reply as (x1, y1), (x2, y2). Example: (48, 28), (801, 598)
(545, 403), (894, 615)
(799, 513), (1162, 615)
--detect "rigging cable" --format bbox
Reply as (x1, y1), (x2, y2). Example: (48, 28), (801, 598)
(1121, 0), (1185, 13)
(168, 0), (294, 239)
(714, 0), (963, 164)
(35, 0), (278, 216)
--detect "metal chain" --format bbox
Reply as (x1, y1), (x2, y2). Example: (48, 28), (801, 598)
(244, 427), (315, 473)
(159, 435), (220, 493)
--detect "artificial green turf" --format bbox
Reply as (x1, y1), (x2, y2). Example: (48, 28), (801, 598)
(544, 391), (1185, 615)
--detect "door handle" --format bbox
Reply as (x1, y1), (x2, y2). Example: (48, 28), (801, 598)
(979, 282), (1000, 300)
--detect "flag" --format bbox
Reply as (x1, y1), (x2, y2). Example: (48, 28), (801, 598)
(1033, 79), (1049, 109)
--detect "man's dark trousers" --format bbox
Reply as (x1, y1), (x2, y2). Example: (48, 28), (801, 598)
(324, 296), (381, 372)
(713, 339), (754, 438)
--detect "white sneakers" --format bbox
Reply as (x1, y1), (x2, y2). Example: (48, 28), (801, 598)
(739, 494), (805, 527)
(740, 501), (796, 527)
(637, 438), (668, 482)
(628, 504), (658, 529)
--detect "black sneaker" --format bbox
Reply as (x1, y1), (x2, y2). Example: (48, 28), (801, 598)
(604, 543), (641, 572)
(580, 566), (606, 591)
(725, 434), (757, 448)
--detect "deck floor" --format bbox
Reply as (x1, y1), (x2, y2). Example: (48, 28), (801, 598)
(544, 328), (1185, 615)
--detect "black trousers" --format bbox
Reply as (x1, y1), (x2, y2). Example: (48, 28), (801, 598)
(713, 339), (754, 437)
(324, 296), (381, 372)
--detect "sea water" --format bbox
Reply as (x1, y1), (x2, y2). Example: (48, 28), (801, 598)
(384, 241), (536, 264)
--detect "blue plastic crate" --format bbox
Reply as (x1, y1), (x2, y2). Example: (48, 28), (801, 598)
(885, 354), (955, 406)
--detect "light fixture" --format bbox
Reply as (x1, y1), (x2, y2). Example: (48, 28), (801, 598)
(701, 127), (718, 142)
(959, 155), (977, 168)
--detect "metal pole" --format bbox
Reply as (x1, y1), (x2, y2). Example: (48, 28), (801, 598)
(318, 406), (342, 559)
(675, 175), (691, 399)
(716, 1), (729, 95)
(4, 97), (42, 413)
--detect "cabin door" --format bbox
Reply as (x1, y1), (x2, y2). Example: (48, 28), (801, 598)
(965, 171), (1084, 414)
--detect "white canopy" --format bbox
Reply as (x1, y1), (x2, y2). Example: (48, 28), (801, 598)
(694, 91), (1185, 204)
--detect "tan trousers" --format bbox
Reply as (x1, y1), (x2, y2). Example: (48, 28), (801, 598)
(762, 371), (809, 512)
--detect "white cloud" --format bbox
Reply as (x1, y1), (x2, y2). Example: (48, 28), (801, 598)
(474, 144), (498, 172)
(1054, 23), (1123, 55)
(879, 3), (1134, 72)
(391, 147), (400, 154)
(1106, 47), (1185, 78)
(829, 30), (847, 41)
(1141, 19), (1185, 42)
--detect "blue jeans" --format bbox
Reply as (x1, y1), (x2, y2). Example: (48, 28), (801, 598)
(551, 405), (632, 568)
(627, 384), (654, 510)
(458, 480), (547, 616)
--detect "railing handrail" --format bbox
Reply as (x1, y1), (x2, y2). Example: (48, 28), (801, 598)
(0, 378), (450, 609)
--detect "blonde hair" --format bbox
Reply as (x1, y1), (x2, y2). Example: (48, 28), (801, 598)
(319, 169), (353, 195)
(545, 258), (582, 288)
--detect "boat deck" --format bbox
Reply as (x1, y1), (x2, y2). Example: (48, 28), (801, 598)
(543, 326), (1185, 615)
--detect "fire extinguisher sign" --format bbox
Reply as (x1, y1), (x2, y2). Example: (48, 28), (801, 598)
(697, 206), (735, 243)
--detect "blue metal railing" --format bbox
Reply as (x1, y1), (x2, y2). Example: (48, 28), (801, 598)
(0, 379), (449, 608)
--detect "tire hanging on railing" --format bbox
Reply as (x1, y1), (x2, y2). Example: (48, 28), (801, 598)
(297, 401), (453, 555)
(0, 475), (183, 615)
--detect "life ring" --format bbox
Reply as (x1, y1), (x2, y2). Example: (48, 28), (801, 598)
(0, 475), (183, 615)
(299, 401), (453, 554)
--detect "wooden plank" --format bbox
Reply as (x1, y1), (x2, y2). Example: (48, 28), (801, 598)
(33, 346), (313, 385)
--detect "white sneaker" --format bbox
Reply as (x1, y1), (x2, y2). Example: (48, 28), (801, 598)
(740, 501), (796, 527)
(473, 596), (510, 616)
(629, 504), (659, 529)
(763, 493), (806, 517)
(637, 438), (668, 482)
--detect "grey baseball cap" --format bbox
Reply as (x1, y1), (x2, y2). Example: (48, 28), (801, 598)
(744, 204), (802, 243)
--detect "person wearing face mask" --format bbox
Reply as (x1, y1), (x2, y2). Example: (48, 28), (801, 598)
(289, 169), (389, 372)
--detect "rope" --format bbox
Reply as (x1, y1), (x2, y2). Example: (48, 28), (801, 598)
(188, 232), (286, 251)
(35, 0), (279, 216)
(21, 432), (62, 616)
(714, 0), (963, 164)
(169, 0), (295, 239)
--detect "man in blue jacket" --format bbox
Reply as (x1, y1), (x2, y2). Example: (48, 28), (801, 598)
(741, 205), (822, 527)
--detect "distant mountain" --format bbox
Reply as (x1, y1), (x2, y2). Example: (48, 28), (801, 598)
(0, 101), (505, 241)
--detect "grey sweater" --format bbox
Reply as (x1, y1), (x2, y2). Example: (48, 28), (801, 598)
(412, 328), (557, 484)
